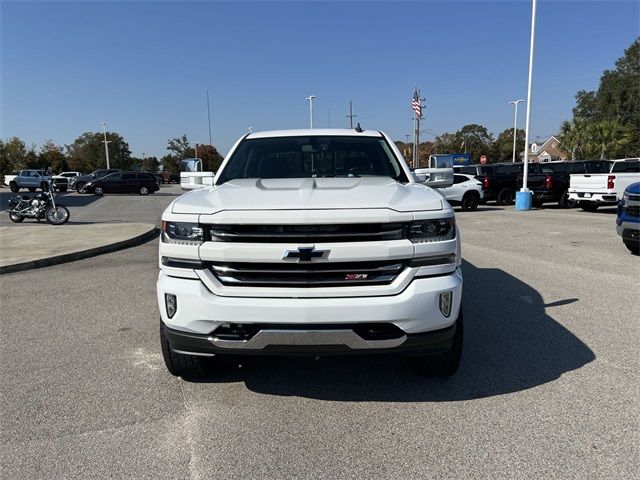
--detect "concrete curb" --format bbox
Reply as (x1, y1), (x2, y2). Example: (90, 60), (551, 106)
(0, 226), (158, 275)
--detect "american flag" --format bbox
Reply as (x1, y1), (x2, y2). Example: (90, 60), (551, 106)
(412, 88), (422, 118)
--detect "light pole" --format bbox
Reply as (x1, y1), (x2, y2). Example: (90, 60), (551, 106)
(142, 152), (145, 170)
(509, 99), (524, 163)
(101, 122), (111, 169)
(306, 95), (316, 128)
(516, 0), (538, 211)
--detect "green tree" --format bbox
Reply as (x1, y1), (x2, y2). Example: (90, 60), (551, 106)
(492, 128), (525, 162)
(434, 132), (462, 154)
(39, 140), (69, 172)
(567, 38), (640, 158)
(572, 90), (598, 120)
(160, 154), (179, 174)
(192, 144), (224, 172)
(167, 134), (191, 159)
(558, 119), (589, 161)
(587, 119), (632, 160)
(67, 131), (132, 172)
(142, 156), (159, 172)
(459, 124), (494, 161)
(0, 137), (30, 177)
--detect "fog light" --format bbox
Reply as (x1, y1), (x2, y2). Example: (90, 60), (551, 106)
(165, 294), (177, 319)
(439, 291), (452, 318)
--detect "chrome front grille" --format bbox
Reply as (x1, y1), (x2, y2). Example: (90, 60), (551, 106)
(209, 260), (406, 287)
(207, 223), (406, 243)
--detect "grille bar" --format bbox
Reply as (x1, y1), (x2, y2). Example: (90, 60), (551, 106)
(209, 260), (406, 288)
(211, 262), (404, 275)
(207, 223), (407, 243)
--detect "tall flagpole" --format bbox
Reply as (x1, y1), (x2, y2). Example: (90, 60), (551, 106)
(517, 0), (537, 211)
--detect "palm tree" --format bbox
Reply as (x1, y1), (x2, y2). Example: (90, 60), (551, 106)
(558, 118), (588, 160)
(588, 120), (631, 160)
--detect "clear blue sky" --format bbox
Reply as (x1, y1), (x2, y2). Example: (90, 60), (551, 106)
(2, 1), (638, 159)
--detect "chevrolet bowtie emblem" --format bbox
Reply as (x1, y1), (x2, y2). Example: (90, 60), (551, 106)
(283, 246), (329, 263)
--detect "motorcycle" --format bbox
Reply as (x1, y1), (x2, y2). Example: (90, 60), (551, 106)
(6, 181), (70, 225)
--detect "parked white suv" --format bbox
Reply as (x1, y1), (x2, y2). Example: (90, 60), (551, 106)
(157, 129), (463, 378)
(440, 173), (484, 211)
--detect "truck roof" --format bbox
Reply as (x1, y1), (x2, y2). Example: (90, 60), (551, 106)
(246, 128), (383, 139)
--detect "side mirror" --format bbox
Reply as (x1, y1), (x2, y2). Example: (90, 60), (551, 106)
(414, 167), (454, 188)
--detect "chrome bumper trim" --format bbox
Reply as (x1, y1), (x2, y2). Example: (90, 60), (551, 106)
(208, 329), (407, 350)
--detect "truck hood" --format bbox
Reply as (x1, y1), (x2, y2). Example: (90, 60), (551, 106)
(171, 177), (443, 214)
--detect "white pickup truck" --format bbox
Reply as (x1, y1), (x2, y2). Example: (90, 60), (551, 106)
(157, 128), (462, 379)
(568, 158), (640, 211)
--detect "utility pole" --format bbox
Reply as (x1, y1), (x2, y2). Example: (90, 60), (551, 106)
(412, 88), (425, 169)
(207, 90), (213, 146)
(101, 122), (111, 169)
(346, 100), (357, 129)
(509, 99), (525, 162)
(306, 95), (316, 128)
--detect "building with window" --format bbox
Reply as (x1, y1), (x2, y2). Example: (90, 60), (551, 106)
(521, 136), (568, 162)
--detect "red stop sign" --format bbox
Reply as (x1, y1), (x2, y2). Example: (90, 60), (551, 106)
(480, 155), (487, 164)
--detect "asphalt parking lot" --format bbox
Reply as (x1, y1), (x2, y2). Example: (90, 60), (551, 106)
(1, 191), (638, 479)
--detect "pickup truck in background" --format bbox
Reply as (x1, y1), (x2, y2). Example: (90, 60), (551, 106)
(569, 158), (640, 211)
(8, 169), (69, 192)
(478, 162), (523, 205)
(617, 182), (640, 254)
(523, 160), (611, 208)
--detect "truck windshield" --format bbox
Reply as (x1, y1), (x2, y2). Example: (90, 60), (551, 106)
(216, 136), (408, 184)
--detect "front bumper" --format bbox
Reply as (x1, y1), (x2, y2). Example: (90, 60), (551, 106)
(616, 220), (640, 241)
(157, 267), (462, 338)
(163, 320), (458, 356)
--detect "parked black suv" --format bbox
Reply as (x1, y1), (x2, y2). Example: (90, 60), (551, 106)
(71, 169), (121, 192)
(525, 160), (612, 208)
(83, 171), (160, 195)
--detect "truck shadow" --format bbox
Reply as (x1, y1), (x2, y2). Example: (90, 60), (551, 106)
(195, 260), (595, 401)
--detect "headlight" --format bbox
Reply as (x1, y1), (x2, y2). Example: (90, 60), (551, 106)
(408, 217), (456, 243)
(161, 221), (204, 244)
(622, 191), (630, 203)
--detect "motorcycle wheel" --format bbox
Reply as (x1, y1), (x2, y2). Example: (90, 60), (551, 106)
(9, 213), (25, 223)
(46, 205), (70, 225)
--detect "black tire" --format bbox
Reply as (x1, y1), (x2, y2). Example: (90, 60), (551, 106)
(558, 190), (575, 208)
(139, 186), (149, 195)
(94, 186), (104, 196)
(497, 188), (514, 205)
(45, 205), (70, 225)
(624, 241), (640, 255)
(9, 182), (19, 192)
(532, 197), (543, 208)
(9, 213), (24, 223)
(28, 187), (36, 192)
(75, 182), (86, 193)
(461, 192), (480, 211)
(579, 201), (598, 212)
(410, 310), (463, 377)
(160, 321), (211, 379)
